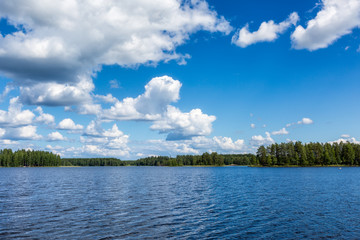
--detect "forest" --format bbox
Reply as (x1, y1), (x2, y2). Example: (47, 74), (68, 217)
(62, 158), (125, 166)
(130, 153), (257, 166)
(0, 149), (61, 167)
(256, 141), (360, 166)
(1, 141), (360, 167)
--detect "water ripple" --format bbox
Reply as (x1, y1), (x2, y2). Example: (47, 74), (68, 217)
(1, 167), (360, 239)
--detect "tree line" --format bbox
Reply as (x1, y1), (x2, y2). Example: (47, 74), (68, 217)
(62, 158), (125, 166)
(131, 153), (257, 166)
(1, 141), (360, 167)
(256, 141), (360, 166)
(0, 149), (255, 167)
(0, 149), (61, 167)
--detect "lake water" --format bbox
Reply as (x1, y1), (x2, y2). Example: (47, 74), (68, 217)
(0, 166), (360, 239)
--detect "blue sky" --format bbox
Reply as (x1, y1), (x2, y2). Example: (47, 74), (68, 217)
(0, 0), (359, 159)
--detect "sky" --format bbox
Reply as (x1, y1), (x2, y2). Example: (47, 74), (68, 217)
(0, 0), (360, 159)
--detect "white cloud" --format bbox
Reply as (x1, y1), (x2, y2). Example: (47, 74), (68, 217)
(2, 125), (41, 140)
(330, 136), (360, 144)
(0, 97), (57, 141)
(0, 139), (19, 145)
(250, 123), (255, 129)
(76, 103), (102, 115)
(35, 106), (55, 125)
(82, 145), (129, 158)
(84, 120), (103, 137)
(95, 93), (118, 104)
(102, 97), (148, 121)
(142, 139), (200, 155)
(80, 122), (130, 157)
(101, 76), (216, 140)
(250, 132), (274, 146)
(102, 76), (181, 121)
(103, 124), (127, 138)
(136, 76), (182, 114)
(232, 12), (299, 47)
(0, 0), (231, 106)
(136, 135), (246, 157)
(58, 118), (83, 130)
(271, 127), (289, 135)
(19, 75), (94, 106)
(0, 97), (35, 127)
(298, 118), (313, 125)
(341, 134), (350, 138)
(286, 117), (314, 127)
(45, 144), (64, 156)
(150, 105), (216, 140)
(212, 136), (245, 151)
(48, 131), (67, 141)
(291, 0), (360, 50)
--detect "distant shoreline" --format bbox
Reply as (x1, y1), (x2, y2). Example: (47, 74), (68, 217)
(1, 165), (358, 168)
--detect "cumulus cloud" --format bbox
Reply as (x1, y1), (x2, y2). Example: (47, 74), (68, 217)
(250, 123), (255, 129)
(102, 76), (181, 121)
(341, 134), (350, 138)
(48, 131), (67, 141)
(210, 136), (245, 151)
(0, 97), (35, 127)
(0, 0), (231, 106)
(136, 76), (182, 114)
(0, 97), (58, 142)
(271, 127), (289, 135)
(150, 106), (216, 140)
(291, 0), (360, 50)
(232, 12), (299, 47)
(1, 125), (41, 140)
(101, 76), (216, 140)
(58, 118), (83, 130)
(46, 124), (130, 157)
(35, 106), (55, 125)
(81, 121), (130, 157)
(250, 132), (274, 146)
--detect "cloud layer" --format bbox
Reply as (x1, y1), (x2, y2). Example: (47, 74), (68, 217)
(0, 0), (231, 106)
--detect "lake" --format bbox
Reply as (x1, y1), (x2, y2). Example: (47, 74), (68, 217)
(0, 166), (360, 239)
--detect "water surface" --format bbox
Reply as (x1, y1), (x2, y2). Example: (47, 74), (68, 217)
(1, 166), (359, 239)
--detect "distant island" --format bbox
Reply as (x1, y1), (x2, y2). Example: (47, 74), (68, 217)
(1, 141), (359, 167)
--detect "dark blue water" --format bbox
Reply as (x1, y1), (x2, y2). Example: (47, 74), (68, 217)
(0, 167), (360, 239)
